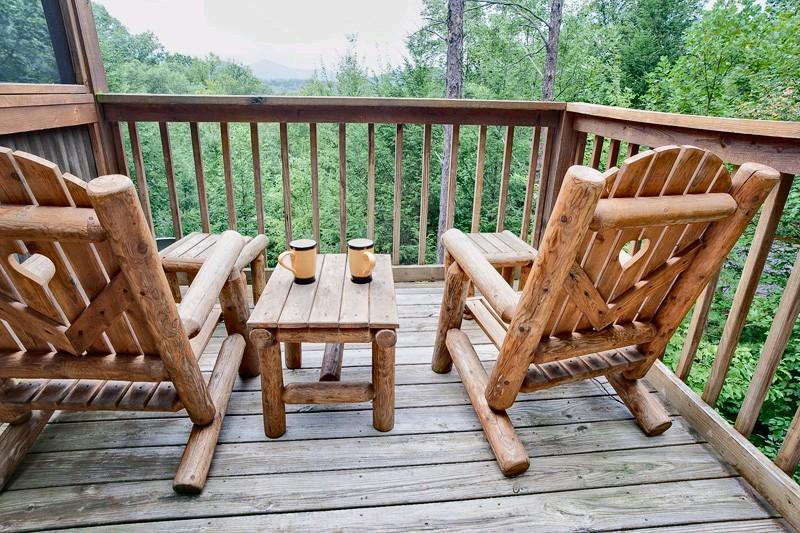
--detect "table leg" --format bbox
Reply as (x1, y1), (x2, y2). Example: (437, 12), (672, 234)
(285, 342), (302, 369)
(372, 329), (396, 431)
(252, 329), (285, 438)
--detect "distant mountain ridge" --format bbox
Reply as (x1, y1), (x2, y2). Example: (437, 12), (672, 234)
(250, 59), (315, 80)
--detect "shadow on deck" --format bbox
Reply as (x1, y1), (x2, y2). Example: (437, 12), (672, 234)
(0, 282), (787, 532)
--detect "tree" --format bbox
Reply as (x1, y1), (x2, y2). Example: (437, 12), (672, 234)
(618, 0), (701, 103)
(436, 0), (466, 261)
(541, 0), (563, 100)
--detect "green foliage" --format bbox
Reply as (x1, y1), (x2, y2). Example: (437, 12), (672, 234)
(0, 0), (61, 83)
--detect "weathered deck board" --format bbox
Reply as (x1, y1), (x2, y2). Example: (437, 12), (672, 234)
(66, 479), (777, 532)
(0, 282), (784, 532)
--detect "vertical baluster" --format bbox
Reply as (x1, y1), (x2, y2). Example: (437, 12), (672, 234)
(127, 121), (154, 235)
(367, 123), (376, 241)
(392, 124), (404, 265)
(589, 135), (605, 169)
(573, 131), (588, 165)
(418, 124), (432, 265)
(735, 248), (800, 437)
(338, 123), (347, 252)
(496, 126), (514, 232)
(279, 122), (292, 244)
(520, 127), (541, 241)
(445, 124), (460, 231)
(189, 122), (210, 232)
(309, 123), (320, 246)
(111, 122), (130, 176)
(776, 405), (800, 475)
(626, 143), (640, 158)
(220, 122), (236, 230)
(532, 127), (555, 246)
(250, 123), (265, 235)
(675, 269), (721, 380)
(158, 122), (182, 239)
(703, 173), (793, 406)
(606, 138), (621, 169)
(471, 125), (487, 233)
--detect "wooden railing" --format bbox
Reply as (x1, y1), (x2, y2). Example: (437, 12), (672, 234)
(98, 95), (565, 270)
(96, 95), (799, 498)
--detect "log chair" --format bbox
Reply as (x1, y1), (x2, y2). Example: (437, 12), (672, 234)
(432, 145), (780, 476)
(0, 148), (259, 493)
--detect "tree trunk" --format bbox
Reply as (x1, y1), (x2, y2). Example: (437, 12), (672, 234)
(436, 0), (465, 262)
(542, 0), (563, 101)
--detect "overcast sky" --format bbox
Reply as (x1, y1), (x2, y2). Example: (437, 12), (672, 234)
(94, 0), (425, 73)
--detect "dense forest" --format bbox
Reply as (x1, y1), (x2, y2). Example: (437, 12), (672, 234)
(3, 0), (798, 475)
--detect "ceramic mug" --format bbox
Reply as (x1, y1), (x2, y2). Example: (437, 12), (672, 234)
(348, 238), (376, 284)
(278, 239), (317, 284)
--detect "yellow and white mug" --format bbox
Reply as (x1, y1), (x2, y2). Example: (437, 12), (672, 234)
(278, 239), (317, 284)
(348, 238), (376, 284)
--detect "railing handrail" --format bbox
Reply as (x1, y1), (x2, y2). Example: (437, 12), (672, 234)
(98, 93), (565, 126)
(567, 102), (800, 139)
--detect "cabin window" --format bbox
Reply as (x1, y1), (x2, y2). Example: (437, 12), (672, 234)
(0, 0), (75, 84)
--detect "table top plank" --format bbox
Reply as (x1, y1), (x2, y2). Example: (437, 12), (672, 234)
(278, 255), (326, 328)
(369, 255), (399, 329)
(339, 264), (370, 328)
(249, 261), (295, 328)
(307, 254), (347, 328)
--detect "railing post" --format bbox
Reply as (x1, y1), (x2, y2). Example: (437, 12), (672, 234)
(537, 109), (577, 247)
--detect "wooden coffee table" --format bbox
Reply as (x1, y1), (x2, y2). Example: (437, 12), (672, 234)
(248, 253), (399, 437)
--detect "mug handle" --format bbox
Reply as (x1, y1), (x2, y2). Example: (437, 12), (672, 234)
(277, 250), (297, 275)
(365, 251), (377, 274)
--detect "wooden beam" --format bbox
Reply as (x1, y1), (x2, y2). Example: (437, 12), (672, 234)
(0, 205), (106, 242)
(0, 351), (166, 382)
(590, 193), (737, 231)
(319, 343), (344, 381)
(99, 94), (565, 126)
(282, 382), (374, 404)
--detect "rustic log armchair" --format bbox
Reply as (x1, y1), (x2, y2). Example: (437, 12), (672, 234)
(0, 148), (259, 493)
(432, 145), (779, 476)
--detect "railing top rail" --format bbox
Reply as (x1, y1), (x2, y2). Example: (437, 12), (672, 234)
(567, 102), (800, 140)
(98, 94), (565, 126)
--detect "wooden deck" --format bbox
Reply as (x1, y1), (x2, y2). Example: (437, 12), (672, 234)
(0, 282), (788, 532)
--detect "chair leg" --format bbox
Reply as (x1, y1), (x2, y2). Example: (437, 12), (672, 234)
(166, 272), (182, 303)
(220, 271), (260, 378)
(174, 334), (244, 493)
(432, 262), (470, 373)
(447, 329), (529, 476)
(606, 372), (672, 436)
(0, 410), (52, 490)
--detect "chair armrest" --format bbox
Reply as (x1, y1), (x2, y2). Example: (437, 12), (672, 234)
(442, 228), (519, 322)
(233, 234), (269, 271)
(178, 231), (245, 336)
